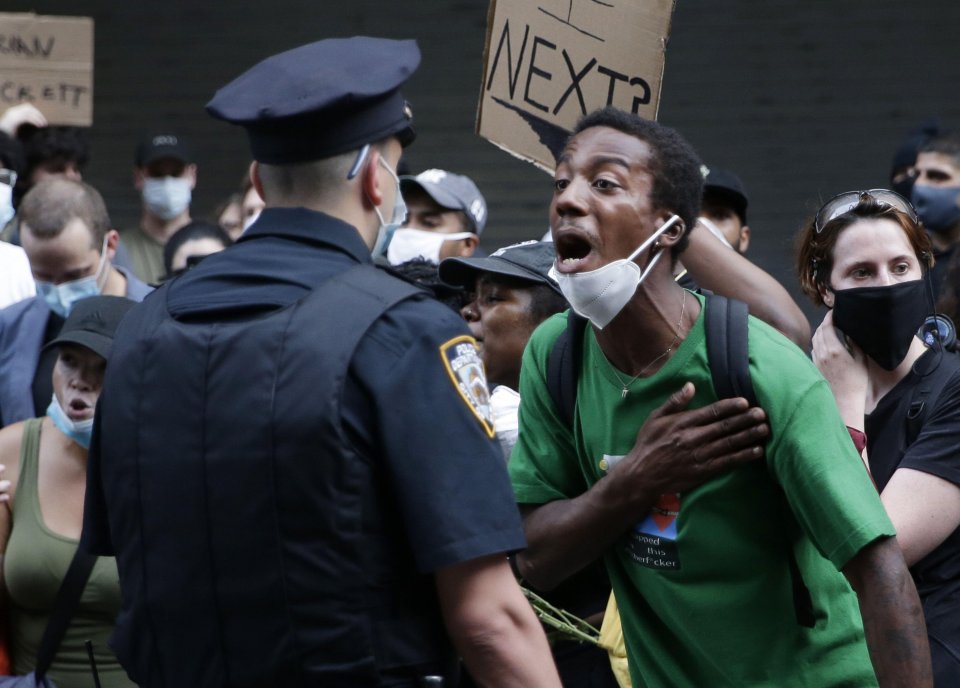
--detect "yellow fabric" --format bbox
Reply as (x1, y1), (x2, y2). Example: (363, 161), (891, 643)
(597, 592), (631, 688)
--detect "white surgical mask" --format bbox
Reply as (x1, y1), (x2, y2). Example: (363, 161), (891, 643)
(36, 236), (109, 318)
(697, 216), (734, 250)
(491, 385), (521, 461)
(549, 215), (681, 329)
(371, 158), (407, 258)
(387, 228), (474, 265)
(47, 393), (94, 448)
(142, 176), (192, 221)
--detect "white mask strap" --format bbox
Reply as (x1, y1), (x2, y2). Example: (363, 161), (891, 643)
(626, 214), (681, 262)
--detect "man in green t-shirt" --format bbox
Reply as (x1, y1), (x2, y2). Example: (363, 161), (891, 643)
(509, 106), (932, 687)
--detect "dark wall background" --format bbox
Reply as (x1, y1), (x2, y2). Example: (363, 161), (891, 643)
(5, 1), (959, 328)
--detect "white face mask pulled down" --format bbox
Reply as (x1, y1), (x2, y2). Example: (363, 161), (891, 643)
(386, 228), (474, 265)
(549, 215), (681, 330)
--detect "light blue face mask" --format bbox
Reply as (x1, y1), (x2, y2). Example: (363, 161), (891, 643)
(371, 158), (407, 258)
(142, 176), (192, 221)
(46, 393), (94, 449)
(35, 237), (108, 318)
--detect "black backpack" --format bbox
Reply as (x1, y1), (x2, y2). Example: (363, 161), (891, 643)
(544, 294), (816, 627)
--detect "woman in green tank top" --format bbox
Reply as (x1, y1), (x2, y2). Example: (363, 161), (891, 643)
(0, 296), (137, 688)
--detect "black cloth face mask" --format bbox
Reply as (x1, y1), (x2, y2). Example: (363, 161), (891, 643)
(831, 280), (929, 370)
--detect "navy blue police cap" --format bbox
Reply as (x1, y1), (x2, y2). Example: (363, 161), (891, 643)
(206, 37), (420, 164)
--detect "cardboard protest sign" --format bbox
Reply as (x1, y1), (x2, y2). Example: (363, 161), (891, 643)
(478, 0), (675, 172)
(0, 13), (94, 126)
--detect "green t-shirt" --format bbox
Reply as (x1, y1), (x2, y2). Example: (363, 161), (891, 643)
(120, 226), (165, 285)
(510, 293), (895, 688)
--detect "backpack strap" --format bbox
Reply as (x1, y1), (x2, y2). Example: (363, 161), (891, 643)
(703, 293), (814, 628)
(704, 293), (758, 408)
(546, 311), (588, 426)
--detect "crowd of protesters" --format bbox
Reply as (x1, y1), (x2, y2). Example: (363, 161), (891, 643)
(0, 33), (958, 688)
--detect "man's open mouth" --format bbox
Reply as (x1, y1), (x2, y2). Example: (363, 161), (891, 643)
(553, 231), (594, 273)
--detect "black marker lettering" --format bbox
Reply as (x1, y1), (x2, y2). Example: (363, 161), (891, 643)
(552, 50), (595, 116)
(485, 20), (530, 99)
(523, 36), (556, 114)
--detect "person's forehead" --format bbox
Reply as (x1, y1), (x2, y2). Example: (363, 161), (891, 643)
(23, 217), (97, 252)
(916, 151), (960, 174)
(477, 272), (536, 291)
(832, 218), (914, 260)
(145, 157), (187, 176)
(559, 126), (652, 169)
(701, 196), (737, 214)
(404, 186), (455, 212)
(57, 342), (104, 363)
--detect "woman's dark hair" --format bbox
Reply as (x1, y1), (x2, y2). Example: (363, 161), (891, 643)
(163, 220), (233, 275)
(795, 197), (933, 306)
(571, 107), (704, 257)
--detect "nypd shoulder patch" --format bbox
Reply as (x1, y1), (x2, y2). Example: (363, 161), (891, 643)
(439, 335), (495, 438)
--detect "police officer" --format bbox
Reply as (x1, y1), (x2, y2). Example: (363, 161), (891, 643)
(82, 37), (560, 688)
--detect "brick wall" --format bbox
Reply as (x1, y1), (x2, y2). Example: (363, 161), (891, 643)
(5, 0), (958, 326)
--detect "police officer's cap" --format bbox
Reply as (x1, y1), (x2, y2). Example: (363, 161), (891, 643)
(206, 37), (420, 164)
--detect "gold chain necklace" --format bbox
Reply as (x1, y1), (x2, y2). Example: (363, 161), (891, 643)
(608, 289), (687, 400)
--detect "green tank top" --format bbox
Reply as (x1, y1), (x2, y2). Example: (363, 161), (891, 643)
(4, 418), (134, 688)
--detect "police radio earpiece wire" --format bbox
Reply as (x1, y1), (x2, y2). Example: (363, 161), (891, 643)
(347, 144), (371, 180)
(913, 250), (945, 380)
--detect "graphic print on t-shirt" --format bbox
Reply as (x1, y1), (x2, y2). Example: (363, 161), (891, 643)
(627, 492), (681, 570)
(599, 453), (682, 570)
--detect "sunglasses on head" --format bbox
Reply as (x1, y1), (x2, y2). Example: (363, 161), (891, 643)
(814, 189), (918, 234)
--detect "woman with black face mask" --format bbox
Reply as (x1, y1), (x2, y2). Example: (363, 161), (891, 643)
(797, 190), (960, 686)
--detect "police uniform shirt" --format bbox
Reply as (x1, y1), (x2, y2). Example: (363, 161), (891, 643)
(83, 207), (526, 574)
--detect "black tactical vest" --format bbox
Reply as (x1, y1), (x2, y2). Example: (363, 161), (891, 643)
(101, 265), (458, 687)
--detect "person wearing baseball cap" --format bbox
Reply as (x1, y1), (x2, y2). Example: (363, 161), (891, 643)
(440, 240), (566, 454)
(387, 167), (488, 264)
(699, 166), (750, 253)
(441, 242), (620, 687)
(121, 132), (197, 284)
(84, 36), (559, 688)
(0, 295), (137, 687)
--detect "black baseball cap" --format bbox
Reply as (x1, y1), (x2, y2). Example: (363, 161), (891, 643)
(135, 132), (192, 167)
(45, 296), (136, 361)
(439, 240), (563, 297)
(206, 37), (419, 164)
(703, 167), (748, 224)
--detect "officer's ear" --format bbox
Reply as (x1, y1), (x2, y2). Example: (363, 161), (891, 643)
(250, 161), (265, 204)
(361, 147), (387, 210)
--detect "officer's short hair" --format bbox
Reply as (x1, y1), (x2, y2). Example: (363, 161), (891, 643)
(19, 177), (110, 248)
(256, 138), (392, 205)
